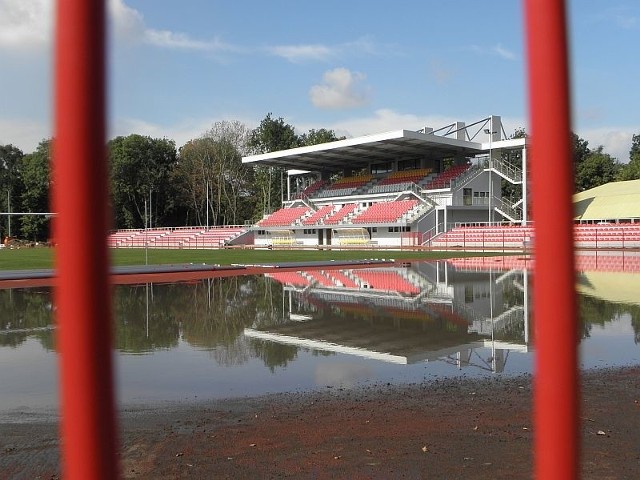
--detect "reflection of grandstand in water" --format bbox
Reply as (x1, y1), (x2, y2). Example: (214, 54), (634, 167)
(244, 261), (530, 372)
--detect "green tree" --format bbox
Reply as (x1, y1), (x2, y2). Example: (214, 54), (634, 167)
(575, 147), (620, 192)
(19, 139), (52, 241)
(248, 114), (299, 219)
(0, 144), (24, 239)
(571, 131), (591, 167)
(175, 121), (253, 226)
(175, 137), (215, 226)
(617, 133), (640, 181)
(630, 133), (640, 160)
(299, 128), (345, 146)
(109, 134), (177, 229)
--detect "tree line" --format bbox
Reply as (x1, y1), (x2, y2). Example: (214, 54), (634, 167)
(0, 114), (343, 241)
(1, 115), (639, 241)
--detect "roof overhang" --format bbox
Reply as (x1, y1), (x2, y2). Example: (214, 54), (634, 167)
(242, 129), (484, 173)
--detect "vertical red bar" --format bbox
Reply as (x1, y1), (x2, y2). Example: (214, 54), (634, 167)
(53, 1), (118, 479)
(524, 0), (579, 479)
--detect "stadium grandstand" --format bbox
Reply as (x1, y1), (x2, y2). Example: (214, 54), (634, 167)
(243, 115), (529, 249)
(106, 118), (639, 251)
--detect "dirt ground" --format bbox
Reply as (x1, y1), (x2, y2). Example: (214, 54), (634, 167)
(1, 367), (639, 479)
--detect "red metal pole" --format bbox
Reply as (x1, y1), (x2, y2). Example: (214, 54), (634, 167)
(53, 1), (119, 478)
(524, 0), (579, 478)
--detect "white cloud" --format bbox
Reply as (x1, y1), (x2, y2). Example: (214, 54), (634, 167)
(267, 36), (398, 63)
(0, 117), (50, 154)
(493, 43), (517, 61)
(109, 0), (231, 52)
(111, 115), (258, 149)
(298, 109), (528, 141)
(266, 44), (334, 63)
(313, 108), (634, 165)
(577, 126), (638, 163)
(0, 0), (52, 50)
(0, 0), (232, 53)
(297, 109), (454, 138)
(143, 30), (231, 51)
(468, 43), (518, 61)
(108, 0), (145, 41)
(595, 7), (640, 30)
(309, 68), (371, 110)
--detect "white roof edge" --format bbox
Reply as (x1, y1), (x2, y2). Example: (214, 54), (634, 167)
(481, 138), (527, 150)
(242, 129), (486, 164)
(243, 130), (406, 163)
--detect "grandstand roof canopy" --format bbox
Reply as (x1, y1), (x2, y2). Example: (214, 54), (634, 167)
(242, 129), (483, 173)
(574, 179), (640, 221)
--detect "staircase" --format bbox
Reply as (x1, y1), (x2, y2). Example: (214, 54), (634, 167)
(493, 196), (523, 222)
(490, 157), (522, 184)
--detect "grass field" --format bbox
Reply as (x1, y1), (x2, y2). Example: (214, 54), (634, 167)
(0, 247), (505, 271)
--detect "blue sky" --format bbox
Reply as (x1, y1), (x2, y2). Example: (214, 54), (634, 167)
(0, 0), (638, 162)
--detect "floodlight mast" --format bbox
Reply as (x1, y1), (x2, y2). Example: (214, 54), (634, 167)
(484, 126), (497, 226)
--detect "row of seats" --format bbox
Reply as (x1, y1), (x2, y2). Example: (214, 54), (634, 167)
(368, 181), (418, 195)
(352, 199), (419, 224)
(433, 223), (640, 249)
(447, 256), (533, 272)
(260, 200), (424, 227)
(323, 203), (358, 225)
(267, 268), (422, 294)
(376, 168), (433, 186)
(431, 225), (534, 248)
(301, 205), (335, 225)
(575, 253), (640, 272)
(315, 187), (358, 198)
(329, 174), (373, 189)
(108, 227), (246, 248)
(351, 270), (421, 294)
(257, 206), (311, 227)
(303, 166), (471, 199)
(447, 253), (640, 274)
(425, 164), (471, 189)
(295, 179), (327, 198)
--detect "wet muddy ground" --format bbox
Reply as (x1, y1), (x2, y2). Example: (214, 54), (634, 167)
(2, 367), (639, 479)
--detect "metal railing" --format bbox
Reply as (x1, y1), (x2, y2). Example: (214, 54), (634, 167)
(491, 157), (523, 183)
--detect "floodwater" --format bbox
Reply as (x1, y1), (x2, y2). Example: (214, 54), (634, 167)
(1, 256), (639, 416)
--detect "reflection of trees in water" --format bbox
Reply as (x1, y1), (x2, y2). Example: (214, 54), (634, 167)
(178, 276), (257, 367)
(253, 276), (287, 327)
(248, 276), (301, 370)
(0, 331), (27, 348)
(113, 277), (256, 357)
(247, 277), (304, 371)
(178, 276), (255, 349)
(0, 288), (54, 349)
(578, 295), (640, 343)
(0, 277), (299, 370)
(112, 284), (180, 353)
(208, 336), (251, 367)
(494, 278), (527, 344)
(248, 338), (298, 373)
(629, 308), (640, 344)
